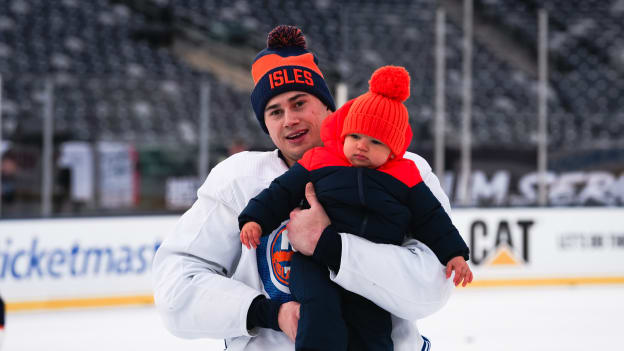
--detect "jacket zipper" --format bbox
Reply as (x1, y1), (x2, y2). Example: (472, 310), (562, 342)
(357, 168), (369, 234)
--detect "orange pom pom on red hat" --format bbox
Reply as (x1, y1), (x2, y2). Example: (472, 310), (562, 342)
(369, 65), (411, 102)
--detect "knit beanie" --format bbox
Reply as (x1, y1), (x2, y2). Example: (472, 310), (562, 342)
(251, 25), (336, 134)
(341, 65), (411, 157)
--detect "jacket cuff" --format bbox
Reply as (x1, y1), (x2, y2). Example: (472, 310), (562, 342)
(246, 295), (282, 332)
(442, 249), (471, 265)
(312, 225), (342, 272)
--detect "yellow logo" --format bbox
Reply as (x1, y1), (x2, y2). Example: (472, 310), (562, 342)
(487, 246), (520, 265)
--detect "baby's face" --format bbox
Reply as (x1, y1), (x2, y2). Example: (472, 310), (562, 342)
(343, 133), (392, 168)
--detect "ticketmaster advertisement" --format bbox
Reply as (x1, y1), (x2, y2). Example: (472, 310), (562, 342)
(0, 216), (175, 310)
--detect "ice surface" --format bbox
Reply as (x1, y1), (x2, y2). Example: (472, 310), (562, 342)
(418, 285), (624, 350)
(3, 306), (222, 351)
(4, 285), (623, 350)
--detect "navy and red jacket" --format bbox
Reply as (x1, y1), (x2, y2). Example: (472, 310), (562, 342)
(239, 100), (469, 265)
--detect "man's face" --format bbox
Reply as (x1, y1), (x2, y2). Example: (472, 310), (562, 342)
(264, 91), (331, 167)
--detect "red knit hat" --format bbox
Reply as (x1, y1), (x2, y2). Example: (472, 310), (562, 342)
(341, 66), (410, 157)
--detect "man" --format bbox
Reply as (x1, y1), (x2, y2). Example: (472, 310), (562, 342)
(152, 25), (453, 351)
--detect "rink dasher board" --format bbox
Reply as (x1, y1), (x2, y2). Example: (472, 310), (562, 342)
(450, 207), (624, 286)
(0, 209), (623, 311)
(0, 216), (175, 311)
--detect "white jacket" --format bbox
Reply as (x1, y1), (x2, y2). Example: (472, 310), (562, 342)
(152, 150), (454, 351)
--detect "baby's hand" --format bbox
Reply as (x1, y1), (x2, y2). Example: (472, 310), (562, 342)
(240, 222), (262, 249)
(446, 256), (474, 287)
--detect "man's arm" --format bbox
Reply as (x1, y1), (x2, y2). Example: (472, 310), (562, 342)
(151, 155), (279, 340)
(329, 234), (453, 320)
(152, 190), (262, 339)
(153, 154), (302, 340)
(286, 160), (454, 321)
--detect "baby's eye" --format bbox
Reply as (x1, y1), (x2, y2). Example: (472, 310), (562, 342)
(372, 139), (383, 145)
(349, 134), (360, 139)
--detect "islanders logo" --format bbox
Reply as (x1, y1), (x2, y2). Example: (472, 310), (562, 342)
(256, 223), (294, 303)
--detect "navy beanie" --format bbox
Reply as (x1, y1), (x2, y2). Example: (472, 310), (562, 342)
(250, 25), (336, 134)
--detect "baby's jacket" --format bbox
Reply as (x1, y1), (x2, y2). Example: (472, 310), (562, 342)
(239, 100), (469, 265)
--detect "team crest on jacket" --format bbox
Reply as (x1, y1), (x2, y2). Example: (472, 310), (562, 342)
(256, 223), (294, 303)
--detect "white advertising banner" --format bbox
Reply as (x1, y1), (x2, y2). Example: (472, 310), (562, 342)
(0, 209), (623, 311)
(57, 141), (138, 206)
(452, 208), (624, 284)
(98, 142), (137, 208)
(58, 141), (94, 202)
(0, 216), (176, 309)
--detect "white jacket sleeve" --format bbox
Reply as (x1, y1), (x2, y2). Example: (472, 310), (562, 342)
(330, 236), (453, 320)
(152, 165), (262, 339)
(330, 153), (454, 321)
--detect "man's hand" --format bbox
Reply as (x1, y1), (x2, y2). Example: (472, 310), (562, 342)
(285, 182), (330, 256)
(278, 301), (300, 342)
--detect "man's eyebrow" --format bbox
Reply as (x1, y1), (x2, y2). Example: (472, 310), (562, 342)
(265, 102), (281, 112)
(288, 93), (308, 103)
(265, 93), (309, 112)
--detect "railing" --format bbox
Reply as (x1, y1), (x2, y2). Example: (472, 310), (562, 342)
(2, 0), (624, 219)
